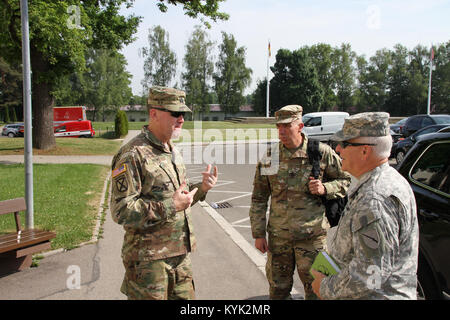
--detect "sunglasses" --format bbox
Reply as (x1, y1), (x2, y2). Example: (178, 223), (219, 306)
(337, 141), (377, 149)
(152, 107), (185, 118)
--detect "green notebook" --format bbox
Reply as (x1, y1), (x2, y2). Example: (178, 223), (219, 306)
(310, 251), (341, 278)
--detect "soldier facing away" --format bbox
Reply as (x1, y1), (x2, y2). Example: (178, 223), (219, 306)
(110, 86), (218, 300)
(249, 105), (351, 300)
(311, 112), (419, 299)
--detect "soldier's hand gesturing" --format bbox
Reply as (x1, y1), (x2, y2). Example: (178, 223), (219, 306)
(173, 181), (198, 211)
(201, 164), (218, 193)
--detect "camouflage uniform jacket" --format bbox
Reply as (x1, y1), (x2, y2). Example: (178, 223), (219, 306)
(320, 162), (419, 299)
(249, 134), (351, 241)
(110, 126), (206, 262)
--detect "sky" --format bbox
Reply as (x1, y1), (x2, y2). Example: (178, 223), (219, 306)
(119, 0), (450, 96)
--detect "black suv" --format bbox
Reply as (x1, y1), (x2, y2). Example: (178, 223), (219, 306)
(397, 132), (450, 299)
(393, 124), (450, 164)
(401, 114), (450, 137)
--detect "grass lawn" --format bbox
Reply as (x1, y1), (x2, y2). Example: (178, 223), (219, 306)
(93, 120), (275, 131)
(0, 163), (109, 250)
(0, 137), (122, 155)
(94, 121), (279, 143)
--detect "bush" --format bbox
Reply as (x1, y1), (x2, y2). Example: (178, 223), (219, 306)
(114, 110), (128, 138)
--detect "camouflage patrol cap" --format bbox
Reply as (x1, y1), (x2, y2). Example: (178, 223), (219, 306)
(331, 112), (390, 141)
(147, 86), (192, 113)
(274, 105), (303, 124)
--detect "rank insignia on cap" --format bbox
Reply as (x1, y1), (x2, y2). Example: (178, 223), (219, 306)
(112, 164), (127, 178)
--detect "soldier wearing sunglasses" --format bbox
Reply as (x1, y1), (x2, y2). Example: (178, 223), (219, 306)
(110, 86), (218, 300)
(311, 112), (419, 300)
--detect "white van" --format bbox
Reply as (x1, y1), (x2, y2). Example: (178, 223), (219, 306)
(302, 112), (349, 141)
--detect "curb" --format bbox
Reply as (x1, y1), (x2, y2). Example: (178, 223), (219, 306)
(198, 200), (300, 296)
(39, 172), (111, 258)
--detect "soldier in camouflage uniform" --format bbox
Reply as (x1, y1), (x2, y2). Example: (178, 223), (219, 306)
(249, 105), (350, 300)
(110, 86), (218, 300)
(311, 112), (419, 299)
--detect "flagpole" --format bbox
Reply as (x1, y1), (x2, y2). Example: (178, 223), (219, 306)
(266, 40), (270, 118)
(427, 45), (433, 115)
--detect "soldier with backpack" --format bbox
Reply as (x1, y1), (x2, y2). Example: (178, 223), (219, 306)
(249, 105), (350, 300)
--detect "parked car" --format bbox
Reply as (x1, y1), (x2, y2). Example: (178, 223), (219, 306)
(401, 114), (450, 137)
(393, 124), (450, 164)
(1, 123), (23, 138)
(390, 118), (408, 134)
(397, 132), (450, 299)
(390, 129), (403, 144)
(389, 129), (403, 158)
(438, 126), (450, 133)
(302, 112), (349, 141)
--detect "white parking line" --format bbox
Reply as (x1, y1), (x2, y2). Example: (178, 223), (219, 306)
(215, 192), (252, 204)
(232, 217), (250, 224)
(208, 190), (249, 194)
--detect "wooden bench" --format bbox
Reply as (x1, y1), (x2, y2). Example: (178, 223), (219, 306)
(0, 198), (56, 276)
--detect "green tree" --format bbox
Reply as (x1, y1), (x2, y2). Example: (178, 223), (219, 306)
(53, 49), (133, 121)
(213, 32), (252, 118)
(0, 57), (22, 122)
(0, 0), (228, 149)
(115, 109), (128, 138)
(156, 0), (229, 28)
(269, 48), (323, 114)
(407, 45), (429, 115)
(129, 94), (147, 107)
(182, 25), (215, 119)
(431, 41), (450, 114)
(331, 43), (357, 112)
(309, 43), (337, 111)
(252, 78), (269, 116)
(356, 49), (391, 112)
(386, 44), (410, 116)
(141, 25), (177, 89)
(0, 0), (140, 149)
(86, 49), (133, 121)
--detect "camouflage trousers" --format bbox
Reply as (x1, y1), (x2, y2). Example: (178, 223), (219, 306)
(121, 254), (195, 300)
(266, 235), (326, 300)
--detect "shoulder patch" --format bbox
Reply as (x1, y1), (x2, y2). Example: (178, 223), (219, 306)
(360, 228), (380, 249)
(351, 209), (379, 233)
(112, 164), (127, 178)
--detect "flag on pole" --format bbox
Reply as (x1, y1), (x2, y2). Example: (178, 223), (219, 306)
(430, 46), (434, 61)
(268, 41), (271, 58)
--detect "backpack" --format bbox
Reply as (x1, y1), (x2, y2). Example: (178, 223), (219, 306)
(307, 139), (347, 227)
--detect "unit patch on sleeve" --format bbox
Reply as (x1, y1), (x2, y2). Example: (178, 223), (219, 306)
(112, 164), (127, 178)
(115, 176), (128, 192)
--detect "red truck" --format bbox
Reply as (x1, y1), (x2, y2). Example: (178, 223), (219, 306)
(18, 106), (95, 138)
(53, 106), (87, 122)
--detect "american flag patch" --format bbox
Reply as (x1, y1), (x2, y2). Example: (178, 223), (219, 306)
(112, 164), (127, 178)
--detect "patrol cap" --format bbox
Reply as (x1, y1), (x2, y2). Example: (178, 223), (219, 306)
(147, 86), (192, 113)
(331, 112), (390, 141)
(274, 105), (303, 124)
